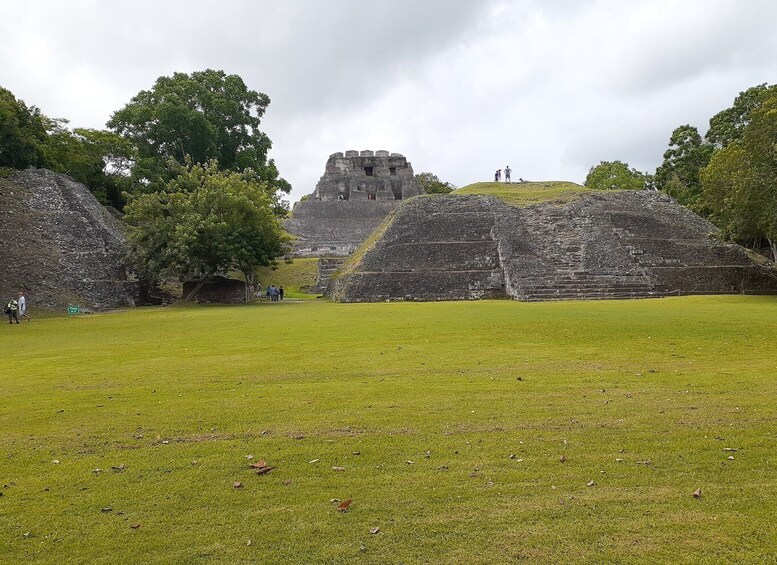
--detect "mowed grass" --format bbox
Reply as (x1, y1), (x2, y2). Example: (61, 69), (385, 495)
(455, 181), (601, 206)
(2, 296), (777, 564)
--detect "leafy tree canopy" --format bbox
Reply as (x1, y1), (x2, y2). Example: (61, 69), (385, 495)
(706, 83), (776, 148)
(108, 70), (289, 195)
(0, 87), (48, 169)
(584, 160), (648, 190)
(415, 171), (456, 194)
(701, 89), (777, 260)
(654, 125), (714, 207)
(123, 161), (290, 295)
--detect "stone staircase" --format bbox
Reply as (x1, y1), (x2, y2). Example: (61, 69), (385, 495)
(503, 205), (662, 301)
(518, 272), (660, 301)
(314, 257), (347, 293)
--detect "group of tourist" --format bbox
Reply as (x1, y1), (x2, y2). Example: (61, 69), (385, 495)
(4, 290), (30, 324)
(264, 285), (284, 301)
(493, 167), (527, 184)
(494, 166), (512, 183)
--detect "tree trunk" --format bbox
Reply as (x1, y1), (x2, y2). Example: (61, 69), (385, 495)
(768, 237), (777, 263)
(184, 273), (212, 302)
(243, 271), (254, 303)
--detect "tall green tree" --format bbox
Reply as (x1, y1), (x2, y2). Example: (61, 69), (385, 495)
(584, 160), (649, 190)
(108, 70), (289, 195)
(415, 171), (456, 194)
(44, 120), (135, 208)
(654, 125), (714, 207)
(706, 83), (776, 148)
(124, 161), (290, 298)
(0, 87), (48, 169)
(701, 90), (777, 261)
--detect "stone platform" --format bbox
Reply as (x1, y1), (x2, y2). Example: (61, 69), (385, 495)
(327, 192), (777, 302)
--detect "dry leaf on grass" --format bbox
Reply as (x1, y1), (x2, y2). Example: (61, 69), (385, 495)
(337, 499), (352, 512)
(693, 488), (702, 498)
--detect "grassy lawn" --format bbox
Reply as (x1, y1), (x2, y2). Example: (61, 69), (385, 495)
(2, 296), (777, 563)
(455, 181), (601, 207)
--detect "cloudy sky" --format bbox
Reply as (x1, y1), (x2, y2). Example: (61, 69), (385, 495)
(2, 0), (776, 202)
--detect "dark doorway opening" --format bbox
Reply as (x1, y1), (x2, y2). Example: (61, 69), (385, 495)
(364, 166), (374, 176)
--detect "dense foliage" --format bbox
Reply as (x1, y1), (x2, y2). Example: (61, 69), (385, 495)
(415, 171), (456, 194)
(584, 160), (649, 190)
(0, 87), (47, 169)
(108, 69), (289, 196)
(701, 89), (777, 260)
(124, 161), (289, 296)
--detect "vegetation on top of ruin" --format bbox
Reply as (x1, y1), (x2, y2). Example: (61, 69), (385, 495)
(329, 207), (399, 285)
(454, 181), (601, 207)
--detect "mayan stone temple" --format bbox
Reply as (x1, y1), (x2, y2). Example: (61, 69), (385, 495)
(285, 150), (423, 289)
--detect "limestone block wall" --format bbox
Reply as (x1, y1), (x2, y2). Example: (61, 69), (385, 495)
(285, 200), (402, 257)
(328, 192), (777, 302)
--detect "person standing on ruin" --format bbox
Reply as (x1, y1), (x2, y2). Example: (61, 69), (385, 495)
(495, 169), (501, 182)
(18, 290), (30, 321)
(504, 166), (512, 183)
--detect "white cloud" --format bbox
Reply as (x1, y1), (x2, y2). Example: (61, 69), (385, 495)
(1, 0), (776, 201)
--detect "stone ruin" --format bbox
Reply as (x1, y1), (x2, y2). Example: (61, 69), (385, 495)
(285, 150), (423, 258)
(284, 150), (424, 290)
(0, 169), (138, 311)
(327, 191), (777, 302)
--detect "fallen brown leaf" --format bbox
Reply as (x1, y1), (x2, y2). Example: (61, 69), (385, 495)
(233, 481), (243, 489)
(369, 527), (380, 534)
(559, 455), (567, 463)
(255, 466), (275, 476)
(337, 499), (352, 512)
(332, 466), (346, 472)
(130, 524), (141, 529)
(693, 488), (702, 498)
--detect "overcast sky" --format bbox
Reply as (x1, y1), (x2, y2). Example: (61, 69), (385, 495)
(2, 0), (776, 203)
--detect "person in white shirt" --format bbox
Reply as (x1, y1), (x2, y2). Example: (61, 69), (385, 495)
(18, 290), (31, 321)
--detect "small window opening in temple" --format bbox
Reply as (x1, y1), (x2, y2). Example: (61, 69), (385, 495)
(389, 167), (397, 176)
(364, 166), (374, 176)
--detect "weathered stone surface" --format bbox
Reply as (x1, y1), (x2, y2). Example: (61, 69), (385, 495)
(285, 150), (423, 259)
(328, 191), (777, 302)
(0, 169), (138, 310)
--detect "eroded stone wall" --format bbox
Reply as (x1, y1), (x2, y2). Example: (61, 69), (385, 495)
(0, 169), (138, 311)
(328, 192), (777, 302)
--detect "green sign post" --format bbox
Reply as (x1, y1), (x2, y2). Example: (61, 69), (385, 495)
(68, 305), (80, 315)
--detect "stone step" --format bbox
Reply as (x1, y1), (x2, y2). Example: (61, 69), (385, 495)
(523, 292), (666, 302)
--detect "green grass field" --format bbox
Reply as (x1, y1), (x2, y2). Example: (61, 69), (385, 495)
(455, 181), (601, 207)
(3, 296), (777, 563)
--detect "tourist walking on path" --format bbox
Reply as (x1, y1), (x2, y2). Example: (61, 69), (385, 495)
(279, 286), (284, 300)
(5, 299), (19, 324)
(18, 290), (30, 321)
(504, 166), (512, 183)
(266, 286), (271, 300)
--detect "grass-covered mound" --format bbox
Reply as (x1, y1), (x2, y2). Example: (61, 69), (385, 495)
(455, 181), (600, 207)
(254, 257), (319, 298)
(3, 296), (777, 562)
